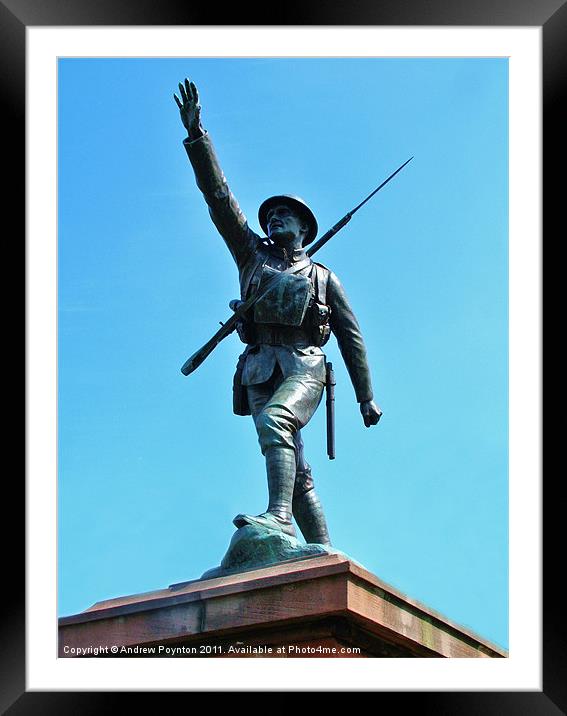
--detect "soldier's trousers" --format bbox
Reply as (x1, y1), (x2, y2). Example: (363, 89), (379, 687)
(246, 364), (324, 497)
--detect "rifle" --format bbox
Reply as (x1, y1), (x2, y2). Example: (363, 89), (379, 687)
(181, 156), (413, 376)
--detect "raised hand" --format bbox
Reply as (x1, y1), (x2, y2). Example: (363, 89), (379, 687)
(174, 78), (203, 140)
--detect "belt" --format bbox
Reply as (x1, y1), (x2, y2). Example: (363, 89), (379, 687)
(252, 324), (312, 346)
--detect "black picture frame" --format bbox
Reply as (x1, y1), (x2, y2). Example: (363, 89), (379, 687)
(13, 0), (555, 709)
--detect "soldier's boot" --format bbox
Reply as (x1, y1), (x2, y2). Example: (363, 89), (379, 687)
(293, 480), (332, 547)
(233, 446), (297, 537)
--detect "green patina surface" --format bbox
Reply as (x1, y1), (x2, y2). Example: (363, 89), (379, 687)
(201, 524), (360, 580)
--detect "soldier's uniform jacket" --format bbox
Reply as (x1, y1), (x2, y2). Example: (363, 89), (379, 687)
(183, 132), (374, 406)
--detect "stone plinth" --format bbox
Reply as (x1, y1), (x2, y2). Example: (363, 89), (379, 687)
(58, 554), (506, 658)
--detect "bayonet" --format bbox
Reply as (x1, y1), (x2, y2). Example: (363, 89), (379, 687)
(325, 362), (336, 460)
(306, 156), (413, 257)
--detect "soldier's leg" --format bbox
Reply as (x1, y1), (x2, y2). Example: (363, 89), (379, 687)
(292, 431), (332, 546)
(234, 371), (324, 537)
(235, 367), (296, 534)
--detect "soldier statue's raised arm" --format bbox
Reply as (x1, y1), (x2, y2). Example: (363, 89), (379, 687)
(174, 79), (382, 549)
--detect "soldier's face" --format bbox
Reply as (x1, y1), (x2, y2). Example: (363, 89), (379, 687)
(266, 205), (308, 247)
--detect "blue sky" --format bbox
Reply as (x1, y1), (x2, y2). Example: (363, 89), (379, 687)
(58, 57), (508, 649)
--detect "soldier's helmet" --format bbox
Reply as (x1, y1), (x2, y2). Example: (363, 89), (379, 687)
(258, 195), (318, 247)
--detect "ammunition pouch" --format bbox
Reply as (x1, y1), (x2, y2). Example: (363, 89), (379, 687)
(234, 300), (331, 348)
(235, 318), (255, 344)
(230, 298), (255, 345)
(233, 351), (251, 416)
(233, 261), (332, 348)
(253, 267), (313, 327)
(311, 302), (331, 347)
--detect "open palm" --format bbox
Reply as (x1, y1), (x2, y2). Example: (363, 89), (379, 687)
(174, 78), (202, 138)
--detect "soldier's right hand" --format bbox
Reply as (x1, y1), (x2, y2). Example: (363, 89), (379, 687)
(174, 78), (203, 139)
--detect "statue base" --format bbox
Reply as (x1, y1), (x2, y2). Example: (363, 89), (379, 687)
(201, 523), (357, 579)
(59, 553), (506, 658)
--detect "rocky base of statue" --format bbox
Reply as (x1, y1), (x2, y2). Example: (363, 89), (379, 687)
(201, 523), (354, 580)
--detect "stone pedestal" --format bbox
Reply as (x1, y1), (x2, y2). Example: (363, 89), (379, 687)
(58, 554), (506, 658)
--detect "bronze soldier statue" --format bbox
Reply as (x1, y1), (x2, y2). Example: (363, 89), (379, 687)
(175, 79), (382, 547)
